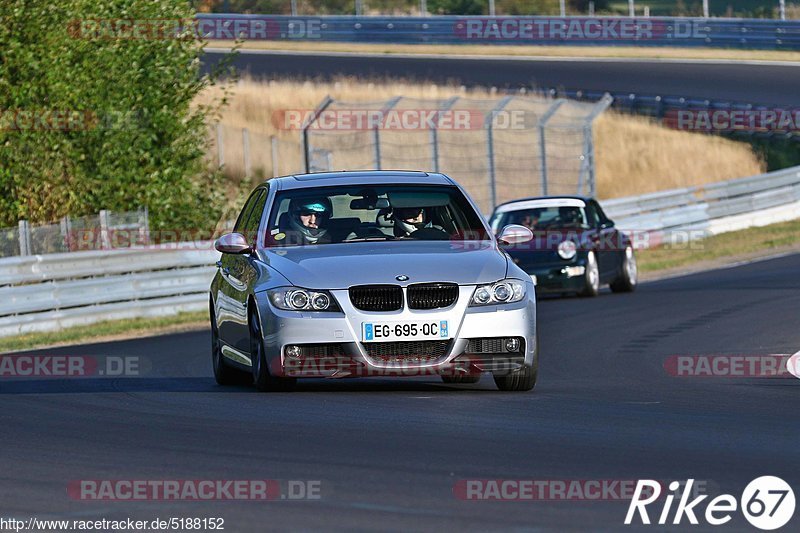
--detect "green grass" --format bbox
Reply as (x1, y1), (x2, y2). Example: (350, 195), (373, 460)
(0, 311), (207, 354)
(1, 218), (799, 352)
(637, 218), (800, 272)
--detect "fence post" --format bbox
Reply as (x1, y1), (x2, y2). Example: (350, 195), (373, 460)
(242, 128), (251, 179)
(99, 209), (111, 250)
(216, 123), (225, 168)
(271, 136), (279, 177)
(303, 95), (334, 173)
(430, 96), (459, 173)
(583, 93), (614, 197)
(142, 206), (150, 245)
(374, 96), (402, 171)
(18, 220), (31, 256)
(486, 96), (513, 210)
(538, 99), (566, 196)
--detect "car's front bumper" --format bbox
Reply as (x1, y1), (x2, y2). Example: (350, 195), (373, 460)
(517, 256), (588, 293)
(255, 285), (536, 378)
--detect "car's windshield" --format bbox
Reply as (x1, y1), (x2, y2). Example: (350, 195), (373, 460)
(265, 184), (489, 247)
(492, 205), (590, 232)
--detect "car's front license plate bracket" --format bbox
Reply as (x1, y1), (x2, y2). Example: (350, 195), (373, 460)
(362, 320), (449, 342)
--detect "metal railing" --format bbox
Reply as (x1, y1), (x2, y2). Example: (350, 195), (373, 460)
(0, 208), (149, 259)
(196, 14), (800, 50)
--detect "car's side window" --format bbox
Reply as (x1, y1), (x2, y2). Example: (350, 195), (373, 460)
(584, 203), (601, 228)
(234, 190), (262, 234)
(242, 189), (268, 246)
(591, 200), (612, 226)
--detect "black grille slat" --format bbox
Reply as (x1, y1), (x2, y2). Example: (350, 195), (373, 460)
(408, 283), (459, 310)
(364, 340), (450, 362)
(297, 344), (346, 358)
(349, 285), (403, 311)
(466, 337), (523, 354)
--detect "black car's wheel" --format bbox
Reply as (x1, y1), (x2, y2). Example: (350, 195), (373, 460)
(250, 308), (296, 392)
(211, 300), (240, 386)
(441, 374), (481, 384)
(579, 251), (600, 297)
(493, 336), (538, 392)
(610, 246), (638, 293)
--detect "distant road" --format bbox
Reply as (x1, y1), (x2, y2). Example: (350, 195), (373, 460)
(203, 49), (800, 106)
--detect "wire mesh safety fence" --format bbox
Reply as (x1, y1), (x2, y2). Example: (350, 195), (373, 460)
(0, 208), (149, 258)
(210, 93), (611, 214)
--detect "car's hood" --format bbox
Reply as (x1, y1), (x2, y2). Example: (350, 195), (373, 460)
(258, 241), (508, 289)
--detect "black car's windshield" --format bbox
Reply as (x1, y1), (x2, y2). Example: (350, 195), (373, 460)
(266, 185), (489, 247)
(492, 205), (590, 232)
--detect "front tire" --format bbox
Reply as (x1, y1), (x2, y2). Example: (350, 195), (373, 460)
(250, 308), (296, 392)
(579, 251), (600, 297)
(211, 300), (239, 386)
(610, 246), (638, 293)
(493, 336), (538, 392)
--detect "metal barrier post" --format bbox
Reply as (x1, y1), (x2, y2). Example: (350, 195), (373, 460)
(99, 209), (111, 250)
(18, 220), (31, 256)
(538, 99), (566, 196)
(374, 97), (402, 171)
(216, 123), (224, 168)
(271, 136), (279, 177)
(583, 93), (614, 197)
(486, 96), (513, 210)
(242, 128), (251, 178)
(303, 95), (334, 173)
(430, 96), (459, 172)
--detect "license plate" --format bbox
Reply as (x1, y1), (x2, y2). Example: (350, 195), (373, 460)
(362, 320), (449, 342)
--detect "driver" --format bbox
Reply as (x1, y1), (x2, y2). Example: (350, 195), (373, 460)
(391, 206), (445, 238)
(285, 197), (332, 244)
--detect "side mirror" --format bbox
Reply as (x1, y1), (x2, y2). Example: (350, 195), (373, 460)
(497, 224), (533, 245)
(214, 232), (252, 254)
(600, 219), (615, 229)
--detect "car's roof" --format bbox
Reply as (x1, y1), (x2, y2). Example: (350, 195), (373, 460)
(492, 195), (592, 214)
(270, 170), (454, 190)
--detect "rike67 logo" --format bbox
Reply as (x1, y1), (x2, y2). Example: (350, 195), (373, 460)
(625, 477), (795, 530)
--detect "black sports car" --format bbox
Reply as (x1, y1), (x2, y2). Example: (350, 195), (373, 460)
(488, 196), (637, 297)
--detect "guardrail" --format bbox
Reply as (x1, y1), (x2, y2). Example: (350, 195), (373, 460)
(0, 246), (218, 338)
(603, 166), (800, 246)
(1, 165), (799, 338)
(197, 14), (800, 49)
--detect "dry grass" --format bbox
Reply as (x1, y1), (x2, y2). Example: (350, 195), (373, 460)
(207, 41), (800, 63)
(197, 78), (764, 212)
(594, 112), (764, 198)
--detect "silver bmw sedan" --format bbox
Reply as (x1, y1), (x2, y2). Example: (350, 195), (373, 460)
(210, 171), (538, 392)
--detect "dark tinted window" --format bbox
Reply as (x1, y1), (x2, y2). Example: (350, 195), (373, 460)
(242, 189), (267, 246)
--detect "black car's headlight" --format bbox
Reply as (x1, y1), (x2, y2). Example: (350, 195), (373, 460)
(557, 240), (577, 260)
(470, 279), (526, 306)
(268, 287), (339, 311)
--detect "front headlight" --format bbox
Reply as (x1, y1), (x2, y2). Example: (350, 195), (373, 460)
(470, 279), (526, 306)
(557, 240), (577, 260)
(268, 287), (339, 311)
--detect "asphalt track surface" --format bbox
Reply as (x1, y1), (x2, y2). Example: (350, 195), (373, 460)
(203, 50), (800, 106)
(3, 253), (800, 531)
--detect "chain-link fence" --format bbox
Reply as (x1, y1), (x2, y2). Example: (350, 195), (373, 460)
(212, 93), (611, 214)
(0, 208), (149, 258)
(303, 93), (612, 213)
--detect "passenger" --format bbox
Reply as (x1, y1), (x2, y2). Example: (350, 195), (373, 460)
(391, 206), (446, 238)
(285, 197), (333, 245)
